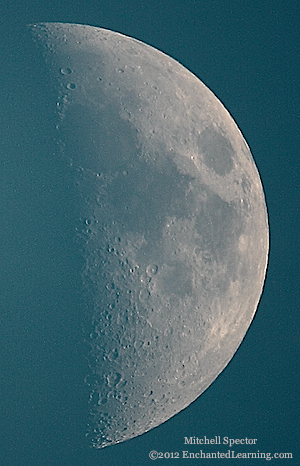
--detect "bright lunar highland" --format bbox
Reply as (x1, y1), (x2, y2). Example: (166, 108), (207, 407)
(30, 23), (269, 448)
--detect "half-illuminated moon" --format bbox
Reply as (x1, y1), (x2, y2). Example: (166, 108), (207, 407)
(30, 22), (269, 448)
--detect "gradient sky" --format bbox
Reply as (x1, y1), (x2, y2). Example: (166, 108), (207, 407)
(0, 1), (299, 465)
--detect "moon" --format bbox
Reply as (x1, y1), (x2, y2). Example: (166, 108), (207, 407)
(29, 23), (268, 448)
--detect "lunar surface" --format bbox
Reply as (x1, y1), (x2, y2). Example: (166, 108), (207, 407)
(29, 23), (269, 448)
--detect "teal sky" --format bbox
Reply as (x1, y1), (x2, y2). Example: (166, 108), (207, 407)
(0, 1), (299, 465)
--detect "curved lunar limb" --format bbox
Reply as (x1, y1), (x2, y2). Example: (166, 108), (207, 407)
(29, 22), (269, 448)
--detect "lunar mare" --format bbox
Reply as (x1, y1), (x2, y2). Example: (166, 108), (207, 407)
(29, 23), (269, 448)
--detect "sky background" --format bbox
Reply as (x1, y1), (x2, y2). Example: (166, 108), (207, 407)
(0, 0), (299, 465)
